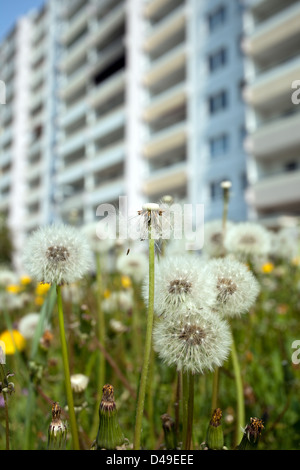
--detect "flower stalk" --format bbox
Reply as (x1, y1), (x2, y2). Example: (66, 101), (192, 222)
(231, 333), (245, 446)
(134, 206), (156, 450)
(56, 284), (80, 450)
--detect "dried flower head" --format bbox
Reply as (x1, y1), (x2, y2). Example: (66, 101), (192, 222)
(153, 307), (232, 374)
(23, 224), (92, 285)
(202, 220), (233, 258)
(224, 222), (271, 259)
(143, 255), (217, 317)
(116, 251), (148, 284)
(205, 257), (260, 317)
(47, 402), (67, 450)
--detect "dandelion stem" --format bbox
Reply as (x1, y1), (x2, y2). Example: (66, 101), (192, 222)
(0, 364), (10, 450)
(133, 236), (155, 450)
(211, 367), (219, 412)
(96, 253), (106, 390)
(230, 333), (245, 446)
(184, 372), (194, 450)
(56, 284), (80, 450)
(181, 371), (189, 448)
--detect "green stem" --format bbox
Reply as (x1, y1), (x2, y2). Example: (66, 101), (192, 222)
(96, 253), (106, 390)
(0, 364), (10, 450)
(184, 372), (194, 451)
(56, 285), (80, 450)
(133, 237), (155, 450)
(231, 333), (245, 447)
(181, 371), (189, 449)
(146, 346), (155, 449)
(211, 367), (219, 412)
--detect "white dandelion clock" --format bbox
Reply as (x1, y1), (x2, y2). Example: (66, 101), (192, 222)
(23, 224), (92, 285)
(202, 220), (234, 258)
(18, 312), (49, 340)
(143, 255), (218, 317)
(205, 257), (260, 317)
(153, 307), (232, 374)
(224, 222), (271, 259)
(116, 252), (148, 284)
(81, 221), (115, 254)
(0, 269), (19, 287)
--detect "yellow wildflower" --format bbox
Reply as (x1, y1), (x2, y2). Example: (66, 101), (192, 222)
(6, 284), (21, 294)
(292, 256), (300, 266)
(261, 262), (274, 274)
(121, 275), (132, 289)
(103, 289), (111, 299)
(35, 283), (51, 296)
(0, 330), (26, 355)
(35, 296), (45, 306)
(20, 275), (32, 285)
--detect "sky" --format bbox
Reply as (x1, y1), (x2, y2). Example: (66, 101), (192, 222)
(0, 0), (46, 41)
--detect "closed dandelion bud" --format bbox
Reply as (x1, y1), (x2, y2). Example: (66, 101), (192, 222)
(206, 408), (224, 450)
(237, 417), (264, 450)
(96, 384), (125, 450)
(161, 413), (177, 450)
(70, 374), (89, 411)
(47, 402), (67, 450)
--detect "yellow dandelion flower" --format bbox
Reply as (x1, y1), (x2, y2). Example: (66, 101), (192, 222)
(0, 330), (26, 355)
(20, 275), (32, 285)
(35, 282), (51, 296)
(35, 296), (45, 306)
(261, 262), (274, 274)
(121, 275), (132, 289)
(292, 256), (300, 266)
(6, 284), (21, 294)
(103, 289), (111, 299)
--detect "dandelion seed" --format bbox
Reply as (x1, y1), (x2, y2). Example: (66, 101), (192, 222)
(23, 224), (92, 285)
(205, 257), (260, 317)
(153, 307), (232, 374)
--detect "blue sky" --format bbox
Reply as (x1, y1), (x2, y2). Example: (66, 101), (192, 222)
(0, 0), (46, 41)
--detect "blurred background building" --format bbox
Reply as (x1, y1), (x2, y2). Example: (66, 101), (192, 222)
(0, 0), (299, 270)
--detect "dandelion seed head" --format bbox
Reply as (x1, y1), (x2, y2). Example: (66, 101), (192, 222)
(205, 257), (260, 317)
(153, 307), (232, 374)
(224, 222), (271, 259)
(202, 220), (233, 258)
(23, 224), (92, 285)
(143, 255), (217, 317)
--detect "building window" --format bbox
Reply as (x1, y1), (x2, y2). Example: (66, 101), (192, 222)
(209, 133), (229, 158)
(284, 161), (298, 172)
(208, 5), (227, 33)
(208, 90), (228, 115)
(208, 47), (228, 73)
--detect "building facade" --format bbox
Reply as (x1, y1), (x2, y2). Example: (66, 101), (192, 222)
(0, 0), (250, 270)
(243, 0), (300, 225)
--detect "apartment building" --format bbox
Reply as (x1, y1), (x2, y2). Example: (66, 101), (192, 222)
(243, 0), (300, 223)
(0, 0), (250, 270)
(0, 18), (32, 271)
(141, 0), (248, 221)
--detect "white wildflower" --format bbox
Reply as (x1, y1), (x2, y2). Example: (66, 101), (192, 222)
(101, 290), (134, 314)
(205, 257), (260, 317)
(224, 222), (271, 259)
(23, 224), (92, 285)
(81, 221), (115, 254)
(70, 374), (89, 393)
(116, 252), (148, 284)
(153, 307), (232, 374)
(202, 220), (233, 258)
(143, 255), (217, 317)
(18, 312), (49, 340)
(0, 269), (18, 287)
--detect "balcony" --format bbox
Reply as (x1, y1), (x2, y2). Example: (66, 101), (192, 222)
(88, 70), (125, 108)
(144, 4), (186, 52)
(245, 112), (300, 159)
(143, 121), (187, 159)
(61, 4), (92, 45)
(143, 43), (186, 86)
(143, 161), (187, 196)
(244, 55), (300, 109)
(143, 82), (186, 122)
(251, 169), (300, 209)
(60, 63), (91, 100)
(87, 178), (125, 206)
(244, 2), (300, 59)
